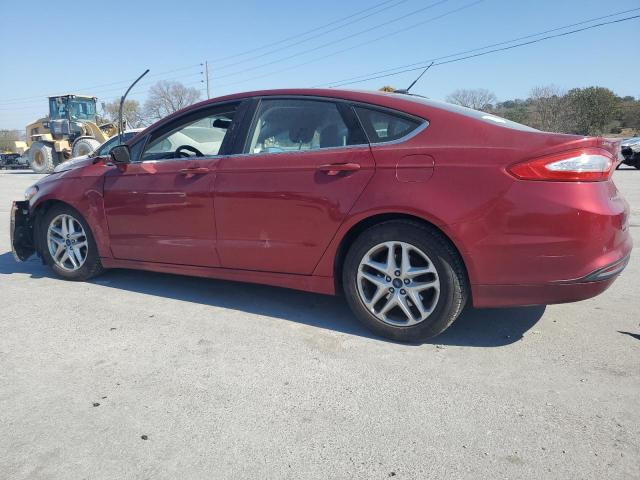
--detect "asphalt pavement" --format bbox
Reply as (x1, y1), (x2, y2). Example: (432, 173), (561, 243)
(0, 167), (638, 479)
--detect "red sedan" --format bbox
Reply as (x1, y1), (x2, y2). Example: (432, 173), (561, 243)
(10, 89), (632, 342)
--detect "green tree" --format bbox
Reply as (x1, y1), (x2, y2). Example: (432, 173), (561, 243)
(620, 97), (640, 131)
(564, 87), (620, 135)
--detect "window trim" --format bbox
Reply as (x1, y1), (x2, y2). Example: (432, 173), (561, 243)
(240, 96), (370, 157)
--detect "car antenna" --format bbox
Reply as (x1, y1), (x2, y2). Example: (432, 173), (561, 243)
(394, 62), (434, 95)
(118, 69), (149, 145)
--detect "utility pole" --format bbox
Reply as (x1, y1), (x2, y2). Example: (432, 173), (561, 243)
(201, 61), (211, 99)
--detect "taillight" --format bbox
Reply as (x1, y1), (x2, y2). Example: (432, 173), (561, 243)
(508, 148), (614, 182)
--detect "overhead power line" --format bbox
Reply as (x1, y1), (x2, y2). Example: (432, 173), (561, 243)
(208, 0), (404, 63)
(211, 0), (484, 89)
(212, 0), (458, 80)
(320, 13), (640, 88)
(211, 0), (411, 71)
(316, 6), (640, 87)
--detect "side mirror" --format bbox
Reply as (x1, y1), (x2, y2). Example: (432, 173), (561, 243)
(109, 144), (131, 164)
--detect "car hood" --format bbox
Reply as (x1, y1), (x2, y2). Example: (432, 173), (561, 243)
(52, 155), (91, 173)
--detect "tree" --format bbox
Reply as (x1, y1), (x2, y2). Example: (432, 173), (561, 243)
(620, 97), (640, 131)
(564, 87), (620, 135)
(379, 86), (396, 92)
(100, 99), (147, 128)
(0, 129), (24, 152)
(528, 85), (568, 132)
(446, 88), (497, 111)
(143, 81), (202, 121)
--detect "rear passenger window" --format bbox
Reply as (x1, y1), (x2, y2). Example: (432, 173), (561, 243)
(246, 99), (367, 154)
(354, 106), (423, 143)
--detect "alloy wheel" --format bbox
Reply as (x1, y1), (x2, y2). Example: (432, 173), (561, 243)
(356, 241), (440, 327)
(46, 214), (88, 271)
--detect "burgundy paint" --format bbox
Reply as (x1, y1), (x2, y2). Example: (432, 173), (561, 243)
(27, 89), (632, 308)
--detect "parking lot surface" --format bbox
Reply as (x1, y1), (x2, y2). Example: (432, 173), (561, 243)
(1, 168), (638, 479)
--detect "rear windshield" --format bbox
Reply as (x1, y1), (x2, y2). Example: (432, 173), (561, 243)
(400, 95), (540, 132)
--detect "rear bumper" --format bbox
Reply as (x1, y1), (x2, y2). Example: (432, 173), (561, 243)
(472, 253), (630, 308)
(10, 200), (35, 261)
(451, 177), (634, 308)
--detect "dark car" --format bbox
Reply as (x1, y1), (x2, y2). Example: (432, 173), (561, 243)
(620, 137), (640, 169)
(0, 153), (27, 169)
(10, 89), (632, 342)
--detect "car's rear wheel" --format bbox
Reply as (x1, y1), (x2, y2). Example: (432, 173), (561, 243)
(40, 205), (104, 281)
(342, 220), (468, 342)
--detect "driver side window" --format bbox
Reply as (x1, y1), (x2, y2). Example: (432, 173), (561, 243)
(141, 105), (237, 161)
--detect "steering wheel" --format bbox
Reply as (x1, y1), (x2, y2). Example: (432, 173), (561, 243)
(175, 145), (204, 158)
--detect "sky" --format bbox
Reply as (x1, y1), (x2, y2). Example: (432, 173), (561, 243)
(0, 0), (639, 129)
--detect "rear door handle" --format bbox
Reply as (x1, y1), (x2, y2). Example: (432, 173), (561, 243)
(317, 163), (361, 176)
(179, 167), (210, 175)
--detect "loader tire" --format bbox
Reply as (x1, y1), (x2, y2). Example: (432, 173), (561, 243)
(29, 142), (56, 174)
(71, 137), (101, 157)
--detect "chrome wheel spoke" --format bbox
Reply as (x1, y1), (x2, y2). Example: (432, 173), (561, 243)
(412, 279), (439, 291)
(406, 266), (435, 278)
(53, 244), (65, 261)
(407, 288), (430, 318)
(49, 236), (64, 246)
(50, 226), (64, 238)
(359, 271), (387, 289)
(400, 244), (412, 275)
(379, 296), (399, 316)
(362, 286), (389, 312)
(363, 258), (389, 276)
(396, 295), (416, 323)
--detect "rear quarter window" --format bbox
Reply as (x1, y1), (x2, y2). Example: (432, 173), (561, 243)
(353, 106), (424, 143)
(405, 96), (539, 132)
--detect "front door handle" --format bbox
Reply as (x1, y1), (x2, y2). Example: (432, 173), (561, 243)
(317, 163), (361, 176)
(179, 167), (210, 175)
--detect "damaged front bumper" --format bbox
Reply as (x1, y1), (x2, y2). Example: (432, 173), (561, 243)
(10, 200), (35, 261)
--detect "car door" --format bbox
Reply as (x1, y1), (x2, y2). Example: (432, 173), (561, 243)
(103, 101), (241, 267)
(214, 97), (375, 274)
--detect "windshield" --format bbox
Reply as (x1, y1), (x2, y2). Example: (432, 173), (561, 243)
(49, 97), (97, 122)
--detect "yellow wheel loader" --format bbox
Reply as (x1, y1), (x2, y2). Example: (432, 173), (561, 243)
(23, 95), (119, 173)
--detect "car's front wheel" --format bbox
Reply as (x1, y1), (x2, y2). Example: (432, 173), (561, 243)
(342, 220), (468, 342)
(40, 204), (104, 281)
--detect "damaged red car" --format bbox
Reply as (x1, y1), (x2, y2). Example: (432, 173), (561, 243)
(10, 89), (632, 342)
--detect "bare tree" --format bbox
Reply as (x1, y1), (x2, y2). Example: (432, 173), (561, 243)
(0, 129), (24, 152)
(529, 85), (567, 132)
(143, 81), (202, 121)
(100, 99), (147, 128)
(446, 88), (497, 111)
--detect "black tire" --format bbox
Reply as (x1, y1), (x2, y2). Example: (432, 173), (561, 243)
(342, 220), (468, 342)
(29, 142), (57, 174)
(71, 137), (100, 157)
(40, 204), (104, 281)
